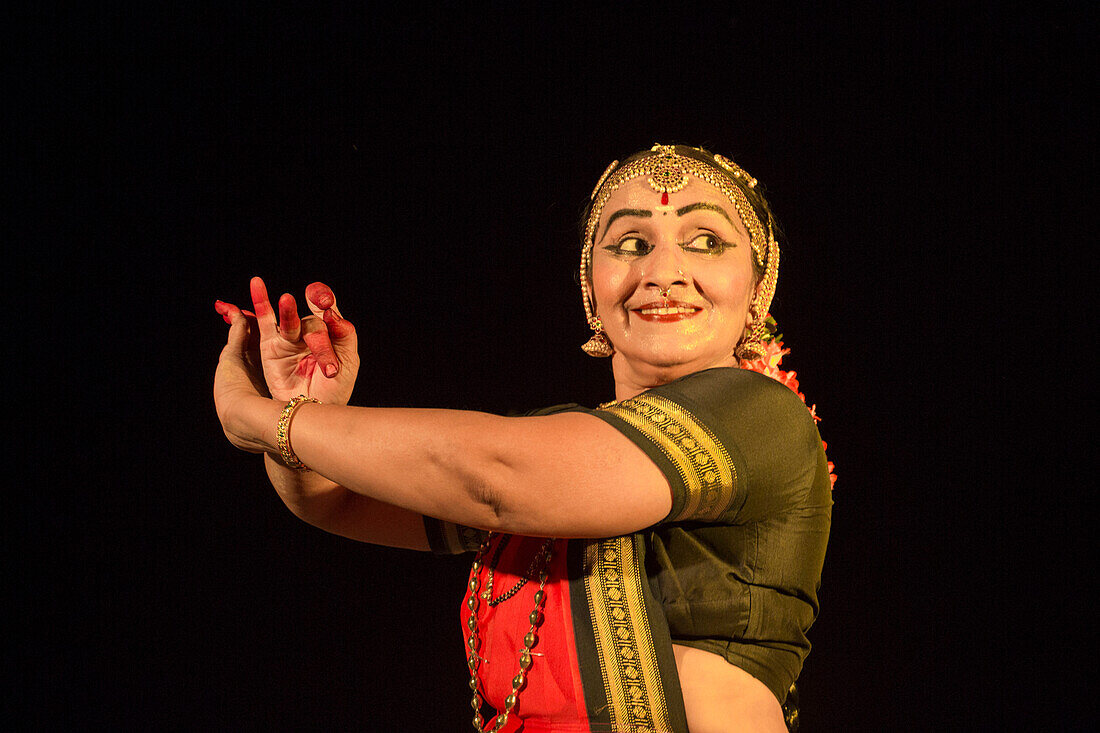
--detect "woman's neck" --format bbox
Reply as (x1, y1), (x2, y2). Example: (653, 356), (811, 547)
(610, 354), (739, 401)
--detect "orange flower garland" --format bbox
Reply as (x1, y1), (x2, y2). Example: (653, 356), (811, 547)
(739, 317), (837, 488)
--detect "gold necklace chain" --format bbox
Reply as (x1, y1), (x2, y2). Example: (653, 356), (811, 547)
(481, 535), (555, 607)
(466, 533), (555, 731)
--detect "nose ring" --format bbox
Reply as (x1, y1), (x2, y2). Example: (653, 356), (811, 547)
(659, 285), (673, 299)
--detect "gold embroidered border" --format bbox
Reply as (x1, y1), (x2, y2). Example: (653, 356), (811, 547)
(583, 537), (671, 732)
(599, 394), (736, 522)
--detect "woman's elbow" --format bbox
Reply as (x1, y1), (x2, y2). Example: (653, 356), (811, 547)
(464, 474), (510, 529)
(428, 443), (516, 531)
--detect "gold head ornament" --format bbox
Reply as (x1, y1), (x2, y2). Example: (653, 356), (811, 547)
(580, 144), (779, 360)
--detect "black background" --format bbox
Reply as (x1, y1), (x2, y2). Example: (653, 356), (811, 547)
(10, 2), (1093, 730)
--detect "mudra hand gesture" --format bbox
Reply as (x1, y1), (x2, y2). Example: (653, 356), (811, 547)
(214, 276), (359, 454)
(216, 276), (359, 403)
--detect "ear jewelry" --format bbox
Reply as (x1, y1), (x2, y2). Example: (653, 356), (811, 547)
(735, 222), (779, 360)
(580, 144), (779, 360)
(581, 317), (615, 357)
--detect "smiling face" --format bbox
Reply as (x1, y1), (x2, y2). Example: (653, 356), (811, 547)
(589, 176), (758, 396)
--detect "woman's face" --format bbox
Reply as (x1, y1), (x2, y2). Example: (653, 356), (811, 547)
(589, 176), (757, 390)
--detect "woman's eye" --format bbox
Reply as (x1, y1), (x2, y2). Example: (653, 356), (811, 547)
(606, 236), (652, 255)
(682, 233), (730, 254)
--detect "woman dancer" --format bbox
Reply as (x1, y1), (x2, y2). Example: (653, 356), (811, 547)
(214, 144), (832, 732)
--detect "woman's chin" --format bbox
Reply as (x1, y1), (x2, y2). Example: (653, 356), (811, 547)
(613, 341), (738, 380)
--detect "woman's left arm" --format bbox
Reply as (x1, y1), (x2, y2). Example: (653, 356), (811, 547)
(215, 312), (672, 539)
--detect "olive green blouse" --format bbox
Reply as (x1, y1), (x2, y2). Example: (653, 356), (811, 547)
(426, 366), (832, 703)
(584, 367), (831, 702)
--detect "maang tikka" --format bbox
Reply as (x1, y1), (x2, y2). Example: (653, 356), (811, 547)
(579, 144), (780, 360)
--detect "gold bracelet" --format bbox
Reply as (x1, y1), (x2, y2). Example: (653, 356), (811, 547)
(275, 395), (320, 471)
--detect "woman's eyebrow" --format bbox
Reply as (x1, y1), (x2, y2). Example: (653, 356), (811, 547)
(598, 208), (652, 240)
(675, 202), (735, 226)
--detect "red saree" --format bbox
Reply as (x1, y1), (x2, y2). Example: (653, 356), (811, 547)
(463, 534), (689, 733)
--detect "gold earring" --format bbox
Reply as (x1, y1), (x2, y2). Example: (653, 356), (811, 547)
(735, 318), (768, 360)
(582, 317), (614, 357)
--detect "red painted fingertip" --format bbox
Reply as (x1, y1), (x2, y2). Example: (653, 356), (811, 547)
(278, 292), (300, 331)
(216, 300), (243, 322)
(249, 277), (274, 315)
(323, 363), (338, 378)
(306, 282), (334, 309)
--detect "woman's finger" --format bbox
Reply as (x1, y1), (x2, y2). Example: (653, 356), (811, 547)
(323, 308), (358, 358)
(219, 306), (251, 359)
(241, 310), (270, 396)
(243, 310), (262, 356)
(301, 316), (339, 377)
(214, 299), (239, 324)
(214, 309), (270, 433)
(215, 300), (260, 336)
(304, 281), (342, 319)
(249, 276), (280, 342)
(278, 292), (302, 341)
(216, 301), (270, 391)
(306, 283), (356, 363)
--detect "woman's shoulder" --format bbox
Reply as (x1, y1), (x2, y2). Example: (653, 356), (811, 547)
(650, 367), (817, 429)
(653, 367), (830, 509)
(528, 368), (817, 440)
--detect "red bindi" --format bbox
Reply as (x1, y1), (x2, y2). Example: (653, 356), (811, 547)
(661, 191), (669, 206)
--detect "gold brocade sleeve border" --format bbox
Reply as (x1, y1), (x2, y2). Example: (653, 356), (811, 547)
(599, 394), (737, 522)
(583, 537), (673, 733)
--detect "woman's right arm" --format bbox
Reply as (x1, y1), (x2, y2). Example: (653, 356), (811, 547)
(215, 277), (670, 540)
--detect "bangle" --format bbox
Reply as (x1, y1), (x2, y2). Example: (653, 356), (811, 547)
(275, 395), (320, 471)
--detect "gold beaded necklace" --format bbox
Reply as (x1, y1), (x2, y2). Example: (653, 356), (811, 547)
(466, 533), (555, 731)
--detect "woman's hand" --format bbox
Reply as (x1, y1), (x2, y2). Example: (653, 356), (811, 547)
(213, 307), (277, 454)
(215, 277), (360, 405)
